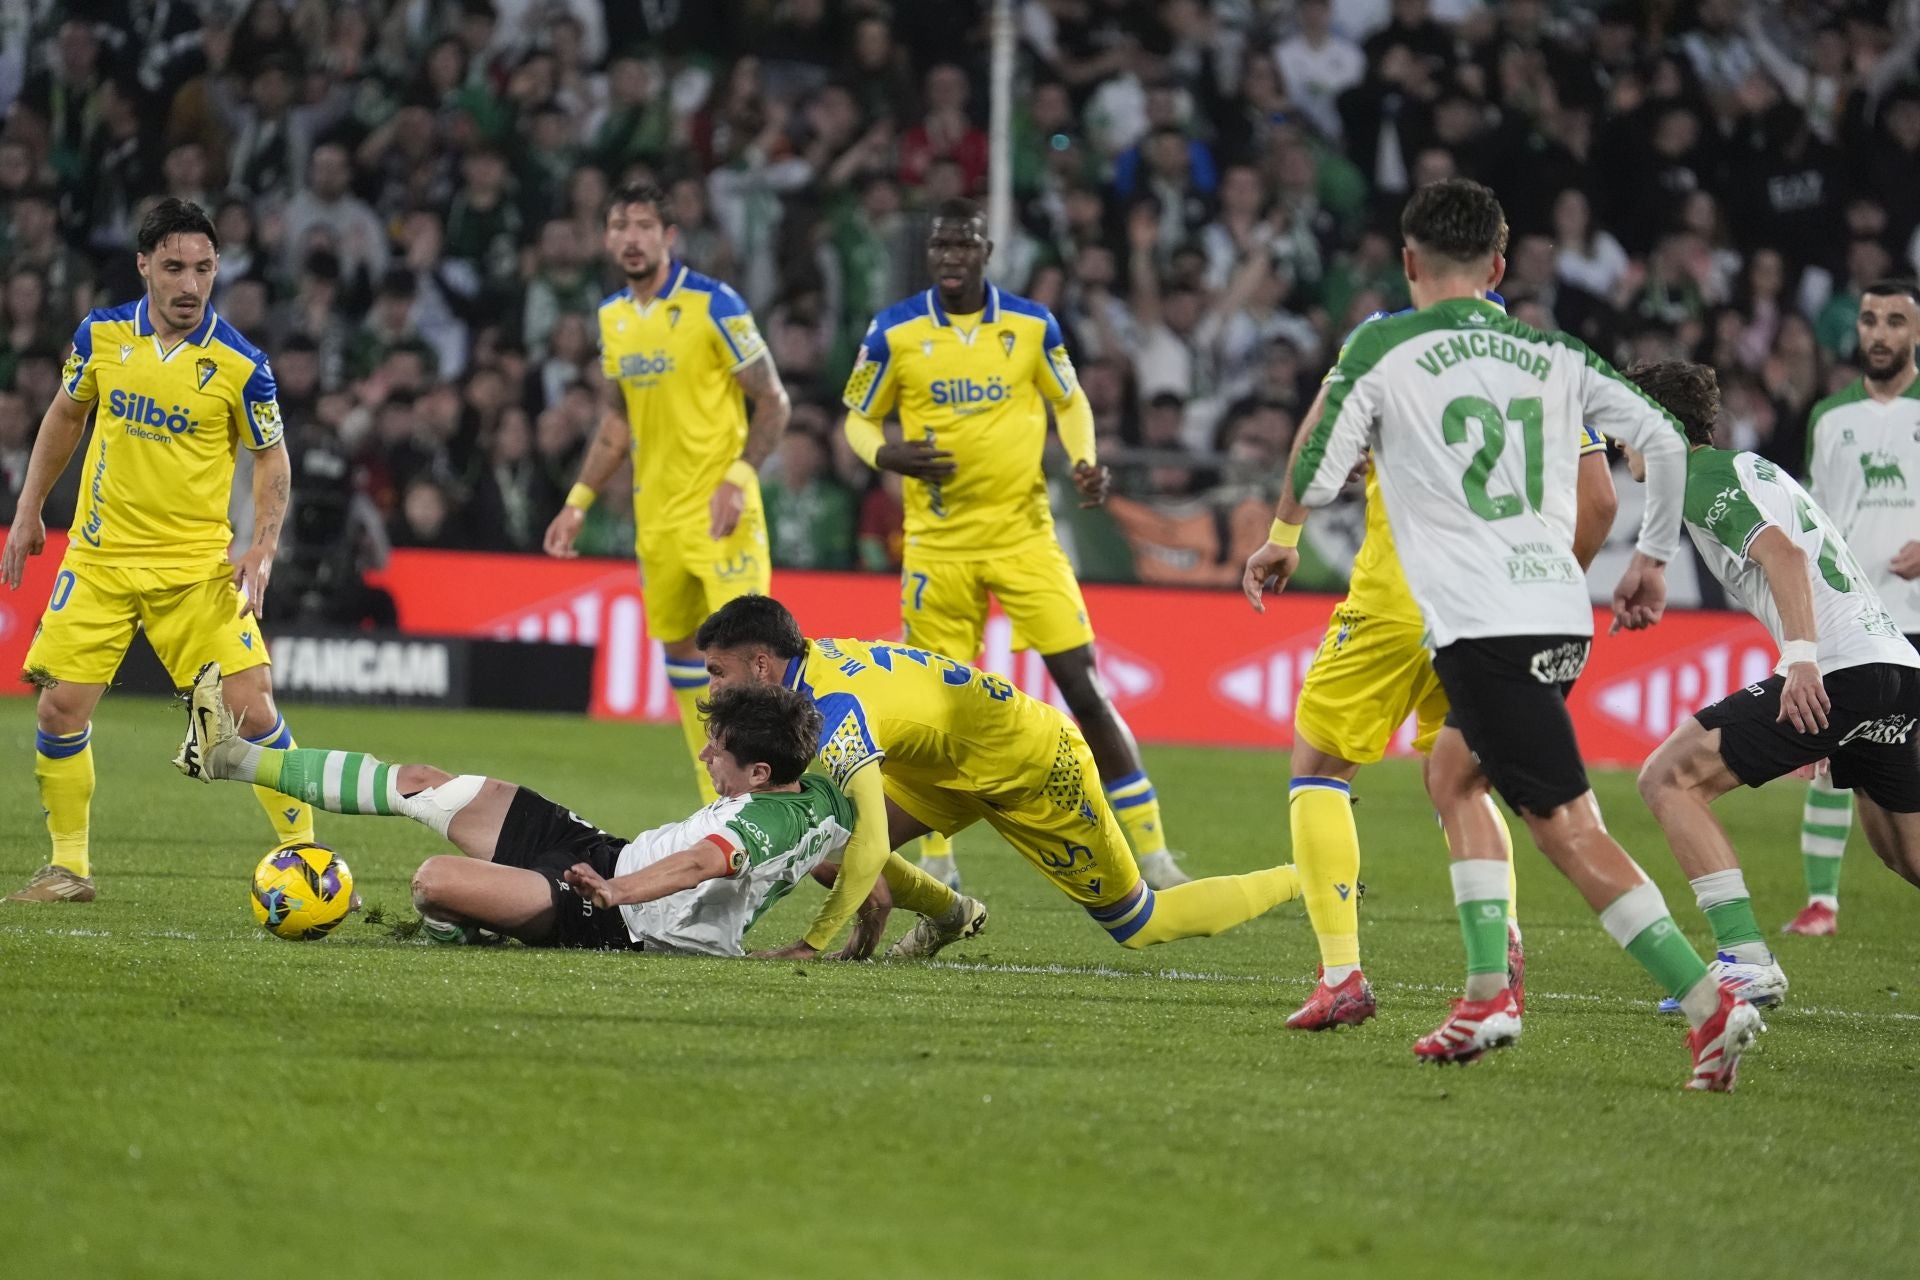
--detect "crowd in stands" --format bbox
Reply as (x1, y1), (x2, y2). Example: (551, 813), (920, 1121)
(3, 0), (1919, 594)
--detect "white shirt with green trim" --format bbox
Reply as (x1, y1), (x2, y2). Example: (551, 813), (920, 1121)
(1291, 296), (1690, 647)
(1685, 447), (1920, 676)
(614, 774), (854, 956)
(1805, 378), (1920, 632)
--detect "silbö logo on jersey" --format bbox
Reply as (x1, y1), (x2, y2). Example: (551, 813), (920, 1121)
(107, 389), (198, 441)
(929, 375), (1010, 410)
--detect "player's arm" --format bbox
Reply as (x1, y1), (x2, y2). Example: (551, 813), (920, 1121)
(1242, 379), (1331, 610)
(841, 322), (953, 480)
(1575, 345), (1688, 631)
(563, 837), (738, 908)
(1572, 432), (1618, 571)
(1, 388), (92, 589)
(233, 441), (291, 616)
(711, 353), (792, 539)
(1747, 526), (1829, 733)
(544, 378), (631, 558)
(759, 762), (891, 960)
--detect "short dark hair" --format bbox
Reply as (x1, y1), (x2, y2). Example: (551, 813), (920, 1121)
(1862, 278), (1920, 306)
(931, 196), (986, 228)
(1623, 360), (1720, 447)
(700, 684), (822, 786)
(695, 595), (806, 660)
(605, 180), (672, 224)
(1400, 178), (1508, 265)
(136, 197), (219, 255)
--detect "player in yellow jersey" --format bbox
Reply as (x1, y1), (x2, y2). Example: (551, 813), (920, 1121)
(841, 198), (1189, 892)
(544, 182), (790, 804)
(1, 198), (312, 902)
(694, 595), (1302, 960)
(1241, 301), (1617, 1029)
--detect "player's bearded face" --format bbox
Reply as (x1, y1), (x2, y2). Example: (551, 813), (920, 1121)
(1856, 299), (1917, 379)
(605, 202), (674, 283)
(703, 647), (779, 694)
(139, 232), (218, 333)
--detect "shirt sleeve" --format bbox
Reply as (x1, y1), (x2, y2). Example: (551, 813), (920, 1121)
(702, 831), (750, 878)
(61, 315), (98, 403)
(1684, 451), (1774, 557)
(1579, 423), (1608, 455)
(812, 691), (885, 789)
(238, 356), (285, 450)
(841, 321), (899, 418)
(705, 281), (769, 372)
(1291, 324), (1382, 507)
(1036, 308), (1078, 405)
(1568, 337), (1688, 563)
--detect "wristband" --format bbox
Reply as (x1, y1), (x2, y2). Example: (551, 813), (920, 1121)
(1778, 639), (1819, 669)
(565, 483), (597, 511)
(724, 459), (757, 488)
(1268, 519), (1304, 548)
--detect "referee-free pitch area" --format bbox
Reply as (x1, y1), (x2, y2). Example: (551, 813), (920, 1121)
(2, 698), (1914, 1279)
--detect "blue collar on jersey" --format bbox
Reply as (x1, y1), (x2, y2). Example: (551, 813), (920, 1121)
(134, 297), (219, 346)
(927, 282), (1001, 328)
(626, 261), (687, 307)
(781, 650), (807, 691)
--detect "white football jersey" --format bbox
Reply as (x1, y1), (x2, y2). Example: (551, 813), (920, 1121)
(1805, 378), (1920, 632)
(613, 775), (852, 956)
(1293, 296), (1689, 647)
(1685, 447), (1920, 675)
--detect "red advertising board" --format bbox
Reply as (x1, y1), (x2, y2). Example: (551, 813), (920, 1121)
(0, 535), (1778, 767)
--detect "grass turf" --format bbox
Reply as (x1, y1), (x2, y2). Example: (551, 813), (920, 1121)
(2, 696), (1915, 1278)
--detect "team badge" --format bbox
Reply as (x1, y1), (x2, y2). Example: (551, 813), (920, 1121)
(119, 344), (134, 364)
(667, 304), (681, 328)
(196, 357), (218, 389)
(1466, 310), (1490, 325)
(999, 330), (1015, 358)
(922, 340), (934, 357)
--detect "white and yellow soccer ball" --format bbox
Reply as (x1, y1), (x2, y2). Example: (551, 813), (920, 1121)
(250, 843), (355, 941)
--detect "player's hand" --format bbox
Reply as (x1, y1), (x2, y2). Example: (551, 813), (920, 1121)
(834, 880), (894, 960)
(1608, 552), (1667, 634)
(1242, 541), (1300, 613)
(1778, 661), (1831, 734)
(1889, 540), (1920, 581)
(709, 479), (747, 539)
(563, 862), (618, 909)
(2, 509), (46, 589)
(750, 939), (821, 961)
(543, 505), (585, 558)
(230, 544), (273, 617)
(1071, 461), (1111, 508)
(874, 440), (956, 481)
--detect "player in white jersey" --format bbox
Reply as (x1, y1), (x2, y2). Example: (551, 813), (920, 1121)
(1288, 180), (1764, 1090)
(177, 670), (856, 956)
(1619, 361), (1920, 1011)
(1784, 281), (1920, 936)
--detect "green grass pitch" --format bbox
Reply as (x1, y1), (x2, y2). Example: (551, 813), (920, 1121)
(3, 696), (1916, 1278)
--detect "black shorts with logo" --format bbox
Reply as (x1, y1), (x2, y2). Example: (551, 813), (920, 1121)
(1434, 635), (1593, 817)
(494, 787), (639, 950)
(1694, 661), (1920, 813)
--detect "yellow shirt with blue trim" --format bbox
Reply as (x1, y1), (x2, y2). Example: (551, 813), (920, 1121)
(598, 262), (768, 537)
(1335, 305), (1608, 623)
(61, 297), (284, 570)
(842, 284), (1081, 561)
(784, 637), (1066, 801)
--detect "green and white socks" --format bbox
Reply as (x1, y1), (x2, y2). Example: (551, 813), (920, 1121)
(1800, 775), (1850, 911)
(226, 744), (405, 817)
(1599, 879), (1719, 1026)
(1451, 859), (1511, 1002)
(1689, 868), (1772, 965)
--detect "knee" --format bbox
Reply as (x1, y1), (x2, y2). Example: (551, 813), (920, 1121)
(411, 856), (458, 912)
(35, 692), (89, 737)
(1636, 757), (1681, 810)
(396, 764), (453, 795)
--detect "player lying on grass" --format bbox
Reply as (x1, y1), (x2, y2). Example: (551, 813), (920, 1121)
(176, 663), (888, 957)
(1618, 361), (1920, 1011)
(695, 595), (1303, 961)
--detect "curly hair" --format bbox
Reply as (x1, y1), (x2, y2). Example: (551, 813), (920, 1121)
(1622, 359), (1721, 447)
(700, 683), (823, 785)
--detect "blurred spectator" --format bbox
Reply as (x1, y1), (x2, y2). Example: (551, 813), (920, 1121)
(0, 388), (29, 522)
(390, 476), (465, 549)
(1273, 0), (1365, 142)
(467, 407), (553, 552)
(763, 428), (854, 570)
(282, 143), (390, 291)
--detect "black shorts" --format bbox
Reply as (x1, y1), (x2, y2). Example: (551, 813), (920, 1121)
(494, 787), (639, 950)
(1695, 661), (1920, 813)
(1433, 635), (1593, 817)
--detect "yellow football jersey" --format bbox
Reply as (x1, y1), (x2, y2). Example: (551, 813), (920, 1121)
(841, 285), (1080, 561)
(60, 297), (284, 569)
(598, 262), (768, 536)
(782, 636), (1065, 801)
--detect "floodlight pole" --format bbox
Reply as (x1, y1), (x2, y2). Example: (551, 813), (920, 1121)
(987, 0), (1014, 280)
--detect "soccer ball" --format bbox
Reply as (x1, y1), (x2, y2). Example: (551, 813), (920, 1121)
(250, 843), (355, 941)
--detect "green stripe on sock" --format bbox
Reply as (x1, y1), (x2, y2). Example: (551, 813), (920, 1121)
(1457, 899), (1509, 976)
(338, 752), (364, 814)
(372, 762), (395, 816)
(1804, 854), (1843, 898)
(1806, 790), (1854, 811)
(1703, 897), (1764, 950)
(1624, 916), (1711, 1000)
(1802, 822), (1851, 842)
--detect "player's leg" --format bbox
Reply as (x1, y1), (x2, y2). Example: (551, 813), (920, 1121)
(1855, 795), (1920, 889)
(1790, 773), (1851, 934)
(1425, 728), (1516, 1006)
(647, 539), (728, 805)
(879, 780), (989, 958)
(408, 857), (559, 942)
(10, 561), (139, 901)
(1832, 673), (1920, 889)
(899, 555), (989, 889)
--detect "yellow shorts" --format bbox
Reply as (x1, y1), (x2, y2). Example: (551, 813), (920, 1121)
(881, 722), (1140, 910)
(638, 506), (771, 644)
(1293, 606), (1448, 764)
(901, 538), (1095, 662)
(22, 556), (268, 688)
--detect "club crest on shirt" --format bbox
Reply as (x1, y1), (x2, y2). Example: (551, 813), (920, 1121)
(196, 357), (218, 389)
(999, 329), (1015, 358)
(921, 340), (934, 357)
(119, 344), (134, 364)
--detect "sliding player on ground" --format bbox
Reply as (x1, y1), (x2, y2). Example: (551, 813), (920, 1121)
(545, 181), (790, 805)
(1243, 301), (1616, 1029)
(179, 666), (860, 957)
(842, 198), (1189, 891)
(2, 198), (309, 903)
(1620, 361), (1920, 1011)
(695, 595), (1301, 960)
(1785, 281), (1920, 935)
(1289, 179), (1762, 1090)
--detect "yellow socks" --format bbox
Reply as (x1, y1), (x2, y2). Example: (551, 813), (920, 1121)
(666, 657), (719, 805)
(1105, 770), (1171, 856)
(882, 853), (960, 918)
(35, 725), (94, 877)
(1290, 776), (1361, 975)
(1092, 865), (1300, 948)
(244, 714), (315, 845)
